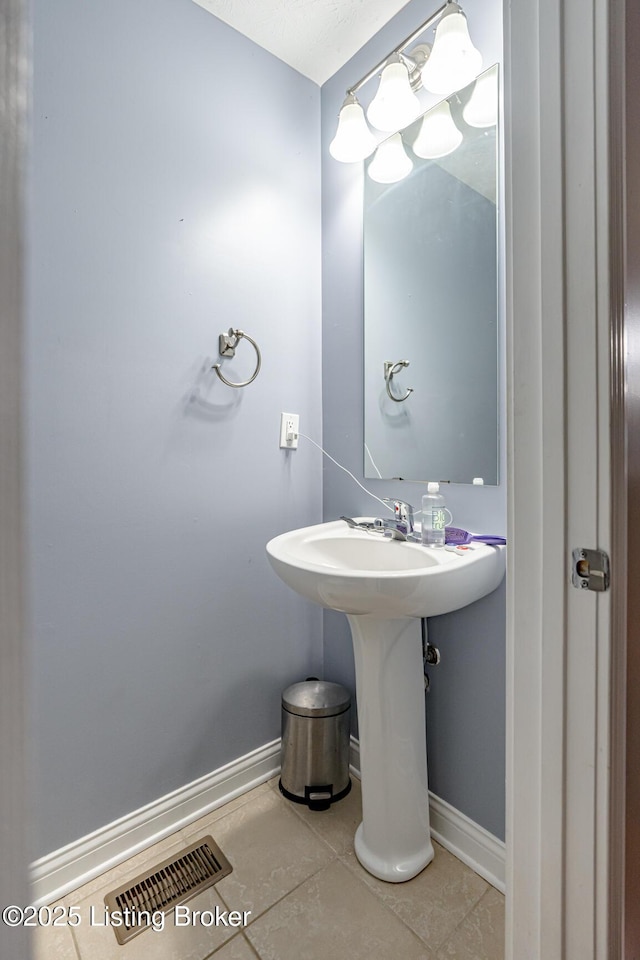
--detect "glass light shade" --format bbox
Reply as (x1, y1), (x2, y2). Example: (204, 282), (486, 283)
(366, 60), (422, 132)
(462, 68), (498, 127)
(412, 100), (463, 159)
(367, 134), (413, 184)
(421, 5), (483, 95)
(329, 96), (377, 162)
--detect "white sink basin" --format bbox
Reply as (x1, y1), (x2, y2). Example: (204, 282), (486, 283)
(266, 518), (505, 619)
(266, 517), (505, 884)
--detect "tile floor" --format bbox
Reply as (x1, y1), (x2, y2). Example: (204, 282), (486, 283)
(34, 778), (504, 960)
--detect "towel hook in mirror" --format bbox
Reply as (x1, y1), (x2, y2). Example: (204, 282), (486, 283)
(384, 360), (413, 402)
(212, 328), (262, 388)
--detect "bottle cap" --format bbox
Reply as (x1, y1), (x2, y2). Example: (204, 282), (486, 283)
(427, 481), (440, 493)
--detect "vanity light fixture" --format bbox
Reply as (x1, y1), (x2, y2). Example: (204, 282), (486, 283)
(329, 0), (482, 164)
(412, 99), (463, 159)
(329, 93), (378, 162)
(367, 133), (413, 184)
(366, 55), (422, 132)
(420, 3), (483, 95)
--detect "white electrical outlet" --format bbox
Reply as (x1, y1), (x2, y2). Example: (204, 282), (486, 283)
(279, 412), (299, 449)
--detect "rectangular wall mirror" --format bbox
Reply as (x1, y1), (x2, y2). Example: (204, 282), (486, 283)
(363, 64), (499, 485)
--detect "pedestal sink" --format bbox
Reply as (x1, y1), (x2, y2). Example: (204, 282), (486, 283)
(266, 519), (505, 883)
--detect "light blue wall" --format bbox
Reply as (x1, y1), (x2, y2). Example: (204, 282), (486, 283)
(27, 0), (322, 858)
(320, 0), (506, 839)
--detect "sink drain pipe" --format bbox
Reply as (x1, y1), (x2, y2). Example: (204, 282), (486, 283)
(421, 618), (440, 691)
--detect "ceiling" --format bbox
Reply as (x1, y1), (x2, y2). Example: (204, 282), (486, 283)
(191, 0), (413, 85)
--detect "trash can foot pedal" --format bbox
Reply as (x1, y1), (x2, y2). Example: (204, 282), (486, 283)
(278, 778), (351, 812)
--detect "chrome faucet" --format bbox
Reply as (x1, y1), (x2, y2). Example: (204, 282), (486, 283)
(340, 500), (419, 541)
(375, 499), (418, 541)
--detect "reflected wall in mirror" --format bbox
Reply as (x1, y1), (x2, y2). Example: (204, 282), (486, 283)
(363, 65), (499, 484)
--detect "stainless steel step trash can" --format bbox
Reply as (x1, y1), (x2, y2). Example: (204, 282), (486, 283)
(279, 679), (351, 811)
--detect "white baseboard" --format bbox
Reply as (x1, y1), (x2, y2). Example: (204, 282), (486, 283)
(349, 737), (505, 893)
(31, 735), (504, 907)
(428, 793), (505, 893)
(30, 739), (281, 907)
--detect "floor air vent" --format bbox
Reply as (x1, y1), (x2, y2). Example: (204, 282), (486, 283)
(104, 836), (232, 945)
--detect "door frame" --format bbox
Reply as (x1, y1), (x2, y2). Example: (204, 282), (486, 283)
(505, 0), (614, 956)
(609, 0), (640, 952)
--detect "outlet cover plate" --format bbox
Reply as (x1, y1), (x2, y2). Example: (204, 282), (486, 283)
(279, 412), (299, 449)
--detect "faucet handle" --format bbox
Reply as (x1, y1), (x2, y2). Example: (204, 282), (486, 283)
(383, 498), (415, 532)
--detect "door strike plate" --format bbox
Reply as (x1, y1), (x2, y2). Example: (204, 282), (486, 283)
(571, 548), (610, 592)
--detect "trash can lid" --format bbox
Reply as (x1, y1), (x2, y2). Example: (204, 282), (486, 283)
(282, 680), (351, 718)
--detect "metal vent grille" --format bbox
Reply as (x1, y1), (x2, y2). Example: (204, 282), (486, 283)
(104, 836), (232, 945)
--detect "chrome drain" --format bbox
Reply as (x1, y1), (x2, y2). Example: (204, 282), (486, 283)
(103, 836), (232, 944)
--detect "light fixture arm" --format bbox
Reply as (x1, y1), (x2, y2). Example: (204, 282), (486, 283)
(346, 2), (450, 97)
(399, 43), (431, 74)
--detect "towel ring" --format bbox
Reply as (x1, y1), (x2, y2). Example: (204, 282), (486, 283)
(212, 328), (262, 388)
(384, 360), (413, 403)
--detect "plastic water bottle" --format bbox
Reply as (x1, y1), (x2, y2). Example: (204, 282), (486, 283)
(421, 482), (446, 548)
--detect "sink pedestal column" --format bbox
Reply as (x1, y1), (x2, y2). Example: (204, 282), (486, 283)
(347, 615), (434, 882)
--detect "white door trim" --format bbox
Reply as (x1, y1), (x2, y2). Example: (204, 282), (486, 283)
(505, 0), (612, 957)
